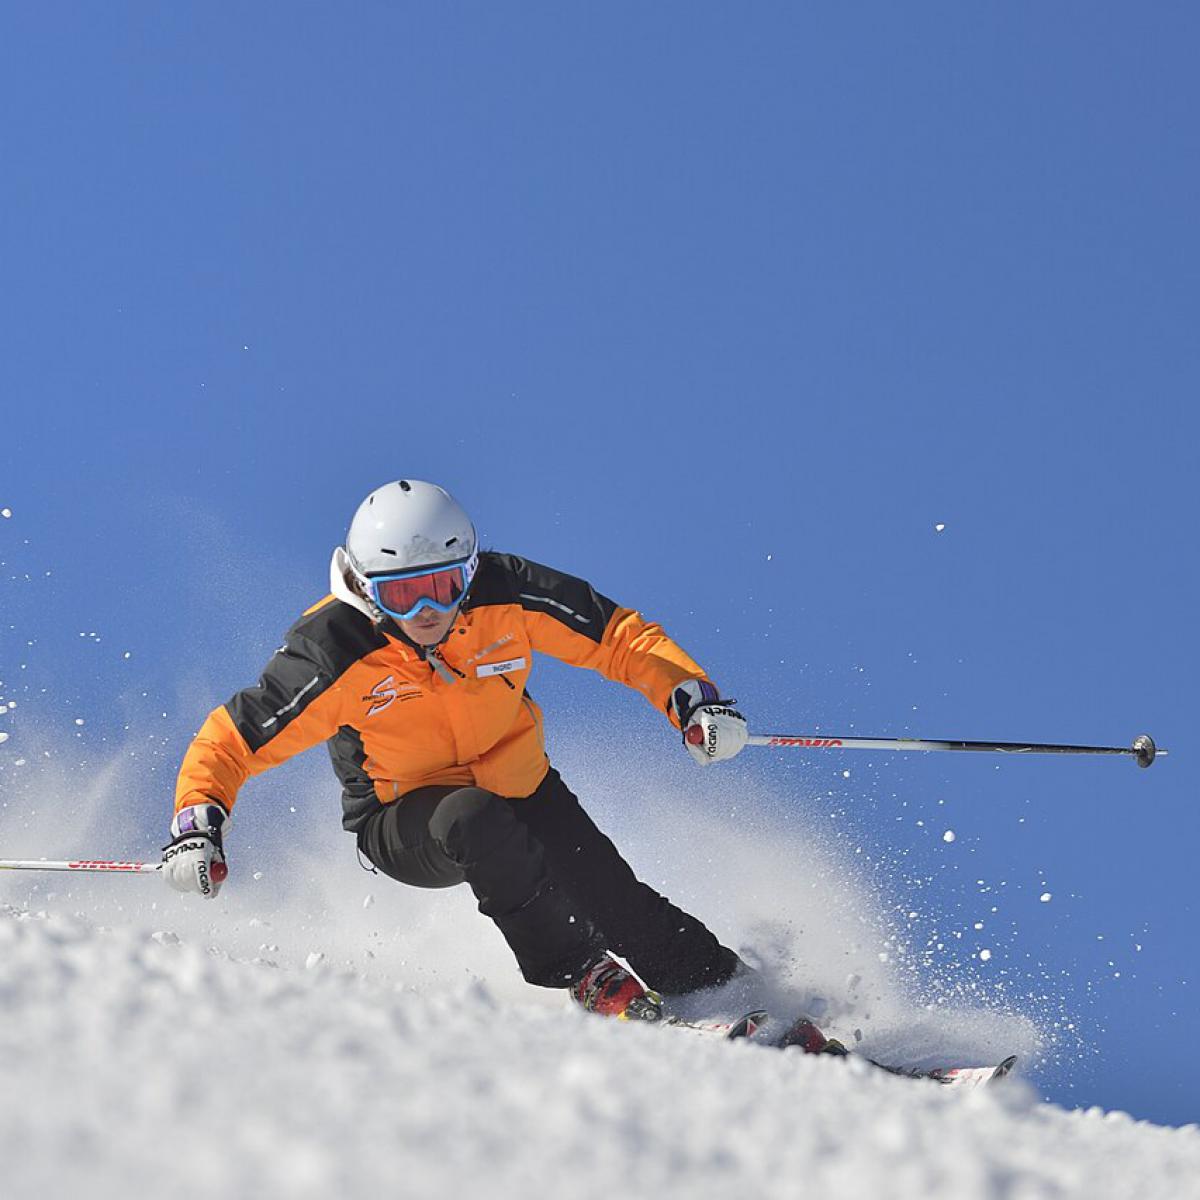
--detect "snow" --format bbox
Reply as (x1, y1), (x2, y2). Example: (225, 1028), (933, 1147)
(943, 829), (956, 843)
(0, 904), (1196, 1200)
(0, 729), (1192, 1196)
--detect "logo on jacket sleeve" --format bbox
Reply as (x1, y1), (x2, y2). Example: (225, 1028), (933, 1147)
(360, 672), (427, 715)
(361, 675), (423, 717)
(363, 675), (398, 716)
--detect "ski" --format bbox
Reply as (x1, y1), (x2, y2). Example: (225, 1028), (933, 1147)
(664, 1008), (1018, 1086)
(664, 1008), (770, 1040)
(875, 1054), (1019, 1089)
(772, 1014), (1017, 1086)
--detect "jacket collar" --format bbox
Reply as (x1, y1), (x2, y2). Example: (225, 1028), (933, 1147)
(329, 546), (378, 622)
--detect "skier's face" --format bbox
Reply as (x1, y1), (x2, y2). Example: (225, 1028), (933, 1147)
(398, 602), (461, 646)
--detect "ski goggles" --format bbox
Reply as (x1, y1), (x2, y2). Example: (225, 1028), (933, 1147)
(365, 555), (476, 621)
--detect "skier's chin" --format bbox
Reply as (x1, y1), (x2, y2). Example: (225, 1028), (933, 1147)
(399, 609), (459, 645)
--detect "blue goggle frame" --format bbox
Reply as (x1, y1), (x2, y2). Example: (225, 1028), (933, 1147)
(366, 552), (478, 622)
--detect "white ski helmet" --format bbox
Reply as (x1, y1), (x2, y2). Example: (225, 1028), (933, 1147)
(343, 479), (477, 579)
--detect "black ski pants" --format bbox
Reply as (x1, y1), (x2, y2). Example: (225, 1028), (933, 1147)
(356, 766), (741, 994)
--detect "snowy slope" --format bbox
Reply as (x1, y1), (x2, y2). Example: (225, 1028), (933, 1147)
(2, 903), (1198, 1200)
(0, 718), (1194, 1197)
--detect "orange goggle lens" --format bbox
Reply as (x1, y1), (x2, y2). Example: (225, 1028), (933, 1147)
(371, 565), (466, 620)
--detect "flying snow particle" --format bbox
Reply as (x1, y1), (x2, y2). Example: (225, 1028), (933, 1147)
(979, 949), (993, 961)
(842, 770), (851, 779)
(0, 732), (8, 744)
(934, 523), (945, 532)
(304, 952), (324, 969)
(1040, 892), (1053, 903)
(942, 830), (956, 843)
(74, 718), (85, 726)
(1, 508), (11, 519)
(363, 894), (375, 909)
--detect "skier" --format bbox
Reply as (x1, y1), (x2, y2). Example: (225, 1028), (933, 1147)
(163, 480), (757, 1022)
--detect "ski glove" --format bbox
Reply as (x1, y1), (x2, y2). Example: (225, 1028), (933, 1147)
(162, 802), (229, 898)
(671, 680), (749, 767)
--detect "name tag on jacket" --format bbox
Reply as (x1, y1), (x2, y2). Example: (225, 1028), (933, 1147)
(476, 657), (527, 678)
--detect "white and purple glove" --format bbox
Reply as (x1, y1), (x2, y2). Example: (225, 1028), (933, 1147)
(671, 680), (749, 766)
(162, 802), (229, 897)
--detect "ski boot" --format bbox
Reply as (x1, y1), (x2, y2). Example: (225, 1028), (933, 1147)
(776, 1015), (849, 1056)
(571, 954), (663, 1022)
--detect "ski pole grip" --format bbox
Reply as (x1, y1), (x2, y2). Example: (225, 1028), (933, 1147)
(685, 725), (705, 746)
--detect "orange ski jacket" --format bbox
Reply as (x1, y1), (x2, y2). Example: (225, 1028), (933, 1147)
(175, 552), (712, 831)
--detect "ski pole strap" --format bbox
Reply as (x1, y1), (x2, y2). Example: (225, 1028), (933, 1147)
(0, 859), (161, 873)
(748, 732), (1165, 767)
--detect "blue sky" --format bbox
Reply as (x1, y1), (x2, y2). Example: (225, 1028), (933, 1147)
(1, 6), (1196, 1123)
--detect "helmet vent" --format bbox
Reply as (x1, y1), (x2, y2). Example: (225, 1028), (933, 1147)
(445, 536), (458, 547)
(399, 480), (412, 492)
(381, 547), (398, 556)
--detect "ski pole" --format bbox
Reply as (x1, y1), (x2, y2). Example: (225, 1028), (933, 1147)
(0, 859), (161, 874)
(688, 728), (1166, 767)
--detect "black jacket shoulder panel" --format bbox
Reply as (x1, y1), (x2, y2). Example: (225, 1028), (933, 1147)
(462, 551), (521, 610)
(225, 599), (386, 754)
(286, 598), (389, 680)
(466, 552), (617, 646)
